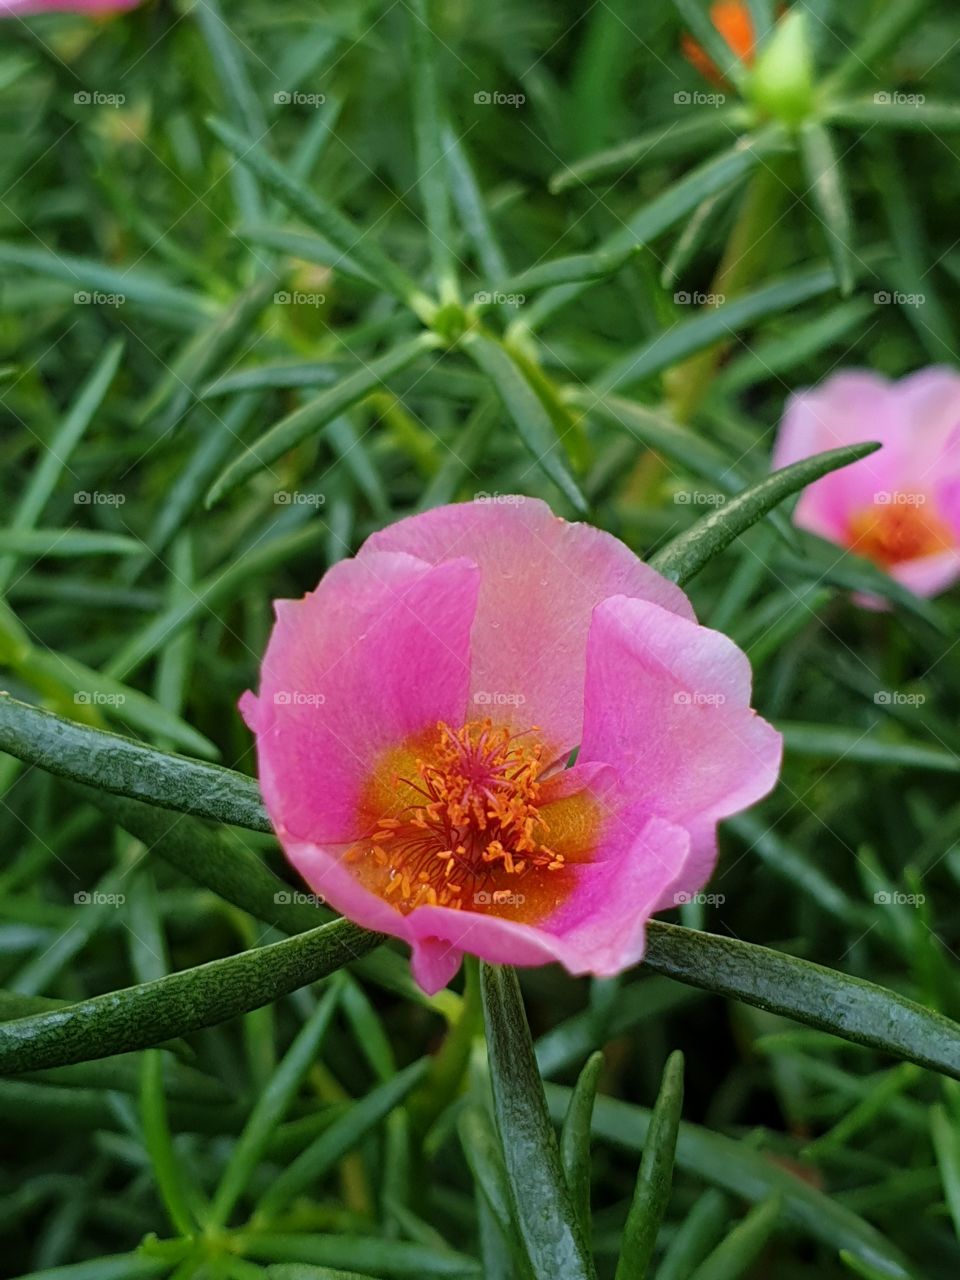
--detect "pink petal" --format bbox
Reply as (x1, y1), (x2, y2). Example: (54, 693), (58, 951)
(579, 595), (782, 900)
(274, 765), (688, 994)
(403, 816), (690, 992)
(1, 0), (137, 11)
(359, 496), (694, 757)
(895, 367), (960, 482)
(241, 551), (479, 843)
(773, 373), (904, 542)
(890, 548), (960, 598)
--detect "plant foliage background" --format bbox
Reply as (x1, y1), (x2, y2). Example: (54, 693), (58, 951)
(2, 0), (960, 1277)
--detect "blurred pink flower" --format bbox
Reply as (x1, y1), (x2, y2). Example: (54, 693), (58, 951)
(0, 0), (139, 14)
(774, 369), (960, 598)
(241, 499), (781, 993)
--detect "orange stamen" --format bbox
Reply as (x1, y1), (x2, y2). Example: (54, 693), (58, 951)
(847, 499), (954, 568)
(359, 719), (562, 915)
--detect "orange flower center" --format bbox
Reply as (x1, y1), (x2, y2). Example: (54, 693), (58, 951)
(846, 499), (954, 568)
(350, 720), (602, 919)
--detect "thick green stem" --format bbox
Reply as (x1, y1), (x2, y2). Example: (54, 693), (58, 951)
(666, 159), (786, 423)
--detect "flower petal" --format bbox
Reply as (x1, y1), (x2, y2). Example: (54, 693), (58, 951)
(359, 496), (694, 756)
(403, 816), (690, 992)
(269, 762), (686, 994)
(773, 372), (904, 541)
(895, 367), (960, 482)
(890, 547), (960, 598)
(579, 595), (782, 899)
(241, 551), (479, 843)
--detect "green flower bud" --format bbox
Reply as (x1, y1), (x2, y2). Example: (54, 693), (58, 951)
(748, 10), (815, 126)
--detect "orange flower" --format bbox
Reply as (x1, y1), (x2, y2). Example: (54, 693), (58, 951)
(681, 0), (757, 84)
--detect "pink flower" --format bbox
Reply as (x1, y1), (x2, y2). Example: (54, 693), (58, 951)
(0, 0), (138, 14)
(241, 499), (781, 993)
(773, 369), (960, 599)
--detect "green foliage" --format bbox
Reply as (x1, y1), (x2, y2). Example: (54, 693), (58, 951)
(2, 0), (960, 1277)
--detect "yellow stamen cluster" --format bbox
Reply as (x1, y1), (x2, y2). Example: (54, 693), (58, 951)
(362, 719), (562, 913)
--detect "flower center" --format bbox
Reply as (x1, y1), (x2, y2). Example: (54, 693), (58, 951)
(354, 719), (564, 914)
(847, 499), (954, 568)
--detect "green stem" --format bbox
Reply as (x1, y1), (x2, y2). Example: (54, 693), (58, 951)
(666, 159), (786, 423)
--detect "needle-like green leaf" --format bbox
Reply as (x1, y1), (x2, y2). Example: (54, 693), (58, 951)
(650, 442), (881, 585)
(0, 920), (378, 1074)
(560, 1051), (603, 1248)
(205, 334), (437, 507)
(481, 964), (596, 1280)
(464, 332), (588, 513)
(643, 921), (960, 1080)
(615, 1051), (684, 1280)
(799, 125), (856, 296)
